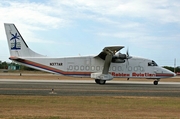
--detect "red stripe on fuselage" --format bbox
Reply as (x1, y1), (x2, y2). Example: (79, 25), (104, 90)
(156, 73), (174, 77)
(9, 57), (91, 76)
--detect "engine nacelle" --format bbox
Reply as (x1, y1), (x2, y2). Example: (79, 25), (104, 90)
(113, 53), (127, 59)
(112, 53), (126, 63)
(112, 59), (125, 63)
(91, 73), (113, 81)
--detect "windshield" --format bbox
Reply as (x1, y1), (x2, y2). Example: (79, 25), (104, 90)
(148, 60), (158, 66)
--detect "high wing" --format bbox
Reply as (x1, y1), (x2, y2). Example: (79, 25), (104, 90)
(96, 46), (124, 60)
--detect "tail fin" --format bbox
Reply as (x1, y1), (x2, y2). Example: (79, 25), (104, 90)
(4, 23), (45, 57)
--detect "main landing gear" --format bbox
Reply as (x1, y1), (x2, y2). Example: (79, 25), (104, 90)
(95, 79), (106, 85)
(153, 79), (160, 85)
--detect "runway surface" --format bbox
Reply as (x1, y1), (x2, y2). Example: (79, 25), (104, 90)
(0, 79), (180, 97)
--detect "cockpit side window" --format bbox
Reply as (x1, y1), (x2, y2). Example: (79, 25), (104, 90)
(148, 60), (158, 66)
(152, 61), (158, 66)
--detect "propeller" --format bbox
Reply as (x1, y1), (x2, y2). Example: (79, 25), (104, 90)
(126, 48), (132, 68)
(112, 48), (132, 64)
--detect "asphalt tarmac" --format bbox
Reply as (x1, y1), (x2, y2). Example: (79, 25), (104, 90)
(0, 79), (180, 97)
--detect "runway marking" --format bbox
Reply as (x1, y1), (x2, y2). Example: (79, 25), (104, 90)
(0, 79), (180, 97)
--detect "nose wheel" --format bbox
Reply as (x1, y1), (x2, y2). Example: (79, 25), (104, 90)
(153, 79), (160, 85)
(153, 81), (158, 85)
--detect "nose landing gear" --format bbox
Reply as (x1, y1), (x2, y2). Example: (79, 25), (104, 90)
(153, 79), (160, 85)
(154, 81), (158, 85)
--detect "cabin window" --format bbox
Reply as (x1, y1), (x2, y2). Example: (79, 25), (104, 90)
(91, 66), (95, 71)
(86, 66), (90, 70)
(118, 66), (122, 71)
(148, 60), (158, 66)
(128, 66), (132, 71)
(68, 65), (73, 70)
(134, 66), (138, 71)
(96, 66), (100, 71)
(74, 65), (79, 70)
(80, 66), (84, 70)
(112, 66), (116, 71)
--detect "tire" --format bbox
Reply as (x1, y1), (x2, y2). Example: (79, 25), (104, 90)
(153, 81), (158, 85)
(95, 79), (100, 84)
(99, 80), (106, 85)
(95, 79), (106, 85)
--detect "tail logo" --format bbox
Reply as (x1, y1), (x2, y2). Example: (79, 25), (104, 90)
(10, 33), (21, 50)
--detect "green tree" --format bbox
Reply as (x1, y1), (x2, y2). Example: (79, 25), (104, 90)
(0, 61), (8, 69)
(19, 65), (38, 71)
(163, 66), (180, 73)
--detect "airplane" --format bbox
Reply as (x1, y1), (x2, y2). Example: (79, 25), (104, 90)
(4, 23), (176, 85)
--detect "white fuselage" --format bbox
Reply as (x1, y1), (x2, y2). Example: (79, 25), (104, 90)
(11, 55), (175, 79)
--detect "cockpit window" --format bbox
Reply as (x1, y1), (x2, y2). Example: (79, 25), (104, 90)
(148, 60), (158, 66)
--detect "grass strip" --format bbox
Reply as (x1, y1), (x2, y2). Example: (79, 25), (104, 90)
(0, 95), (180, 119)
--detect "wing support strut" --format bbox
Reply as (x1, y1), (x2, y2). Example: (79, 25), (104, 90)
(91, 47), (124, 83)
(102, 49), (113, 74)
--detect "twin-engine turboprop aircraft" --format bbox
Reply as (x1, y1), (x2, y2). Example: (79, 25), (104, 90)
(4, 23), (176, 85)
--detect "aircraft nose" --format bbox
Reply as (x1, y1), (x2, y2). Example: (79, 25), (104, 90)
(168, 69), (176, 77)
(155, 67), (176, 78)
(173, 72), (176, 77)
(162, 68), (176, 77)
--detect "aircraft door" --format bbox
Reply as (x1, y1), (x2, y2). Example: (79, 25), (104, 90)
(138, 62), (144, 73)
(67, 62), (74, 72)
(85, 58), (91, 71)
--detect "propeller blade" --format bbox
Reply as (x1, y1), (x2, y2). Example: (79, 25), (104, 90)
(126, 48), (129, 57)
(126, 47), (131, 68)
(126, 47), (132, 59)
(126, 59), (129, 68)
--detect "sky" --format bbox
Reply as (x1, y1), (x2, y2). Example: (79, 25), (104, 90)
(0, 0), (180, 66)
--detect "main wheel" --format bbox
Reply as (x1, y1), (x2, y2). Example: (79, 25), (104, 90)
(95, 79), (100, 84)
(95, 79), (106, 85)
(99, 80), (106, 85)
(153, 81), (158, 85)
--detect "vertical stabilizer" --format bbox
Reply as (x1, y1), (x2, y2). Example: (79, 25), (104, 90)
(4, 23), (45, 57)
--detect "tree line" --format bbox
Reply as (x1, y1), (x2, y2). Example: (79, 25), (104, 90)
(0, 61), (37, 71)
(163, 66), (180, 73)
